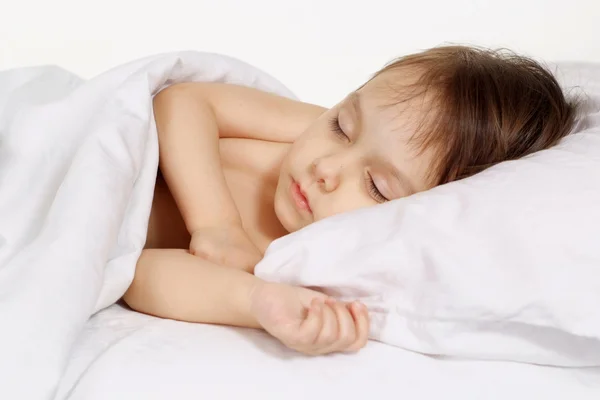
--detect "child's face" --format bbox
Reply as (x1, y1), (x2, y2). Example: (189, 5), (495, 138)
(274, 72), (437, 233)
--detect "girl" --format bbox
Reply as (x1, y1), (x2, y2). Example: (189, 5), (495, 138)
(123, 46), (577, 356)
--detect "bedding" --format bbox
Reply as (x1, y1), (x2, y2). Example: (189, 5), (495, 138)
(0, 51), (295, 400)
(56, 303), (600, 399)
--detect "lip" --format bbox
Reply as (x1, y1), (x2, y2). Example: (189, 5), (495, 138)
(290, 179), (312, 214)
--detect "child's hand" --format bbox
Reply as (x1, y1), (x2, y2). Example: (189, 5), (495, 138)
(189, 225), (263, 272)
(249, 282), (370, 355)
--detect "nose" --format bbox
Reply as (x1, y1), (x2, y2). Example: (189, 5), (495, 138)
(311, 154), (344, 193)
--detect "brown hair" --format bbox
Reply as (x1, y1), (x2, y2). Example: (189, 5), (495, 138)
(371, 45), (578, 185)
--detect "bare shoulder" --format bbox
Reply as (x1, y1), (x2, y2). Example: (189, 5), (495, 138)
(161, 82), (327, 143)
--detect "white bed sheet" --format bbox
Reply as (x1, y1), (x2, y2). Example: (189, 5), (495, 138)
(56, 304), (600, 399)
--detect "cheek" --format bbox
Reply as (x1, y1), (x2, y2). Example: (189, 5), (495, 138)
(285, 131), (324, 167)
(279, 145), (301, 176)
(315, 186), (377, 220)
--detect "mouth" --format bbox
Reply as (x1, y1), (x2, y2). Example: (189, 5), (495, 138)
(290, 179), (312, 214)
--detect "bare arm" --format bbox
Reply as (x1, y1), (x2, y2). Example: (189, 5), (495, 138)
(153, 85), (238, 232)
(123, 249), (370, 355)
(124, 249), (261, 328)
(153, 83), (325, 234)
(125, 86), (369, 355)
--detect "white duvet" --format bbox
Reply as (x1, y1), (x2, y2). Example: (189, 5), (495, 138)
(1, 52), (599, 400)
(0, 52), (295, 400)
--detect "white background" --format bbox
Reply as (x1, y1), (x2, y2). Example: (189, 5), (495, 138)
(2, 0), (600, 106)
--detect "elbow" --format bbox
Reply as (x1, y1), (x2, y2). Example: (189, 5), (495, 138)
(153, 82), (187, 110)
(122, 271), (153, 315)
(153, 82), (207, 104)
(122, 284), (143, 313)
(152, 82), (214, 125)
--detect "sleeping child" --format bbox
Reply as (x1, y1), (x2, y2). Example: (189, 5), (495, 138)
(123, 45), (577, 356)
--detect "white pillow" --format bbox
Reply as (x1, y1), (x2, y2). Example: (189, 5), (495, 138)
(254, 62), (600, 367)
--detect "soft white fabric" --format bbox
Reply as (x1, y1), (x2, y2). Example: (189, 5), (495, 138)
(56, 303), (600, 400)
(255, 62), (600, 367)
(0, 52), (295, 400)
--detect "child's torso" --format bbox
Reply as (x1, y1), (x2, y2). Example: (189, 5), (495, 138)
(145, 138), (291, 253)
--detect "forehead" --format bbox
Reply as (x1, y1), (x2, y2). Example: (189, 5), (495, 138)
(347, 79), (424, 148)
(358, 68), (425, 111)
(342, 77), (437, 192)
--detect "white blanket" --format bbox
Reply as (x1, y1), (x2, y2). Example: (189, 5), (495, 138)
(57, 303), (600, 400)
(0, 52), (295, 400)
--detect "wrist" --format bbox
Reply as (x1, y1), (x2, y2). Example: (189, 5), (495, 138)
(188, 219), (243, 236)
(231, 270), (263, 329)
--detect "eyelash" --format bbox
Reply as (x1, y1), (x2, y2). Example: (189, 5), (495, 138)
(329, 115), (387, 203)
(328, 116), (349, 140)
(366, 173), (388, 203)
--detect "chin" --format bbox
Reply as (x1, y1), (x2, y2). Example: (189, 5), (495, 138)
(273, 193), (295, 233)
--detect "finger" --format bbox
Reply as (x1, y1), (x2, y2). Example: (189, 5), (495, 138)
(346, 302), (370, 352)
(191, 239), (220, 261)
(330, 300), (357, 348)
(194, 243), (225, 265)
(229, 253), (254, 271)
(223, 248), (255, 270)
(295, 298), (324, 347)
(312, 299), (339, 349)
(316, 299), (357, 354)
(245, 250), (263, 268)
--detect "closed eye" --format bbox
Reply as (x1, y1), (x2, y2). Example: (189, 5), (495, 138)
(328, 116), (349, 141)
(366, 172), (388, 203)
